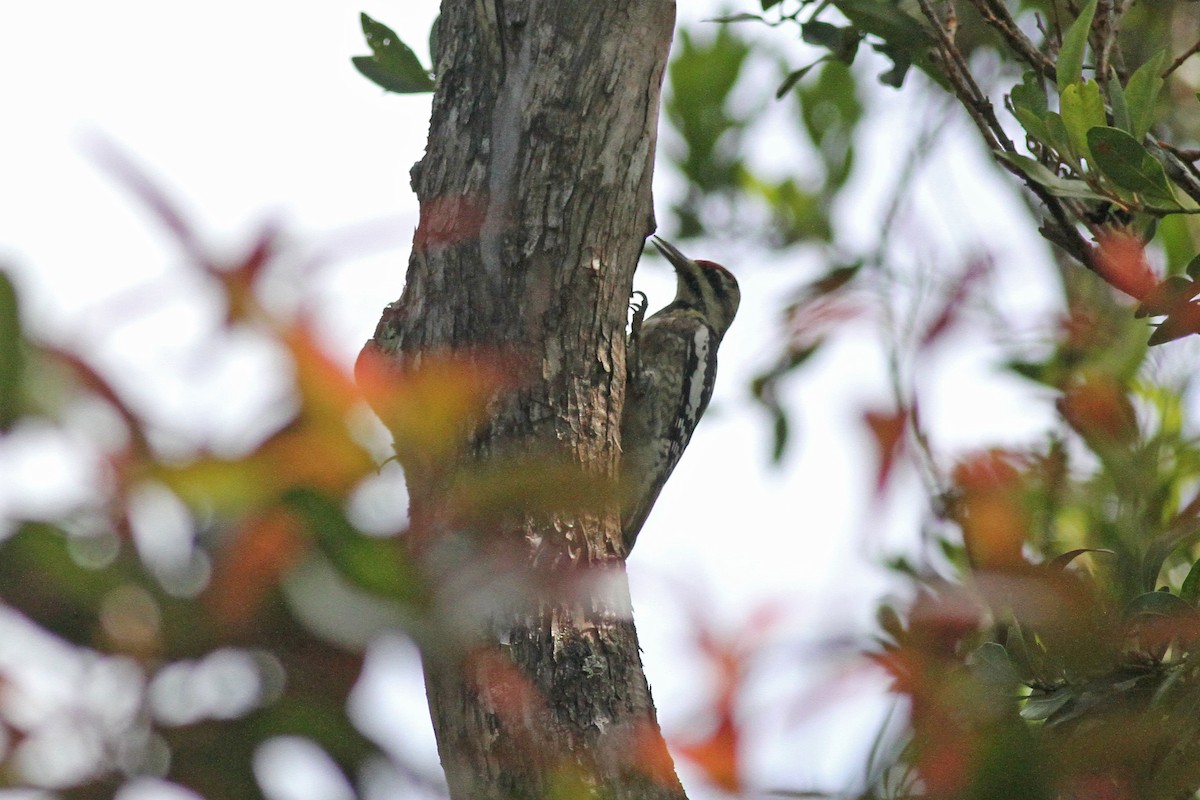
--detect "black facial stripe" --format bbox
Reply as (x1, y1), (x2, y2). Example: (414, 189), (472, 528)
(680, 267), (705, 303)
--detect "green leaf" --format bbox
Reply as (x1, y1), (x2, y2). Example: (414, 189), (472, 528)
(1107, 74), (1131, 134)
(994, 151), (1110, 201)
(1087, 126), (1177, 205)
(1125, 590), (1197, 619)
(770, 409), (789, 462)
(0, 523), (137, 647)
(284, 488), (419, 601)
(971, 642), (1022, 686)
(876, 50), (913, 88)
(0, 270), (23, 431)
(352, 13), (435, 94)
(1010, 71), (1048, 117)
(666, 27), (751, 194)
(1060, 80), (1106, 165)
(1004, 623), (1035, 680)
(1181, 558), (1200, 604)
(776, 60), (825, 99)
(1057, 0), (1098, 92)
(1014, 108), (1051, 145)
(802, 22), (860, 63)
(1043, 111), (1075, 162)
(762, 0), (784, 9)
(1159, 215), (1196, 274)
(1142, 523), (1200, 590)
(1125, 51), (1167, 141)
(795, 61), (862, 190)
(1022, 687), (1074, 721)
(1006, 359), (1057, 385)
(802, 20), (844, 48)
(832, 0), (932, 87)
(751, 342), (823, 463)
(708, 12), (764, 22)
(835, 0), (930, 48)
(1186, 253), (1200, 280)
(753, 177), (834, 242)
(1048, 548), (1115, 570)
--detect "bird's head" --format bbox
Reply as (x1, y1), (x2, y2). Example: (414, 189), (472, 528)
(651, 236), (740, 338)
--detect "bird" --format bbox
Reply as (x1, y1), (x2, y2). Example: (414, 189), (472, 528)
(619, 236), (740, 555)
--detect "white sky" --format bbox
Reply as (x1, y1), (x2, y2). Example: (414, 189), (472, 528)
(0, 2), (1064, 798)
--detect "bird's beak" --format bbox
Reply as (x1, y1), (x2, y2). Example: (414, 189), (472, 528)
(650, 236), (691, 271)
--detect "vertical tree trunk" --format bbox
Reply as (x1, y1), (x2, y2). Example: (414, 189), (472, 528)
(366, 1), (686, 798)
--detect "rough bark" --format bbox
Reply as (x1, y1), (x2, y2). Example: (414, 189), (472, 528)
(366, 1), (685, 798)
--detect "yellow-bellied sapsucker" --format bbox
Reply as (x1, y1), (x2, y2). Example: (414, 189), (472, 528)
(619, 237), (740, 555)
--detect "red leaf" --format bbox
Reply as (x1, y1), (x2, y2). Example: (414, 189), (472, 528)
(1093, 232), (1157, 301)
(85, 135), (213, 270)
(216, 222), (282, 324)
(1149, 300), (1200, 345)
(864, 407), (908, 496)
(919, 257), (991, 349)
(951, 450), (1030, 569)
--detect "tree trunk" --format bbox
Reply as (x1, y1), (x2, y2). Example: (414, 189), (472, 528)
(365, 1), (685, 798)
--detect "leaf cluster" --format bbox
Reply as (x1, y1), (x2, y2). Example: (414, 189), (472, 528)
(0, 149), (613, 796)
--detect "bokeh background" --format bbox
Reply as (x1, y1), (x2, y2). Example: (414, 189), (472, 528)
(0, 2), (1070, 797)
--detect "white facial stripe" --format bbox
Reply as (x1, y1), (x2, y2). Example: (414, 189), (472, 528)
(687, 326), (711, 418)
(696, 265), (737, 335)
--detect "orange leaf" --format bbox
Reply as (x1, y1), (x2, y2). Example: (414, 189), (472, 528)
(670, 610), (764, 794)
(1094, 231), (1157, 301)
(628, 720), (684, 788)
(1057, 375), (1138, 445)
(951, 450), (1030, 570)
(284, 320), (363, 421)
(206, 508), (309, 629)
(355, 346), (521, 465)
(259, 420), (376, 497)
(676, 713), (741, 793)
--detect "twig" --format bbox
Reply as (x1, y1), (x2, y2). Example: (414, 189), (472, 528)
(1163, 37), (1200, 78)
(915, 0), (1103, 275)
(914, 0), (1016, 154)
(1093, 0), (1115, 85)
(869, 110), (951, 500)
(967, 0), (1056, 81)
(1157, 141), (1200, 162)
(1150, 141), (1200, 206)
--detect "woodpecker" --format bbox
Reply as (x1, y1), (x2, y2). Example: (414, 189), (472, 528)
(620, 237), (740, 555)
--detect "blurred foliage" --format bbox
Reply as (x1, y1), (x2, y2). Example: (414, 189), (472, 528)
(0, 141), (610, 796)
(660, 0), (1200, 796)
(19, 0), (1200, 796)
(663, 25), (862, 246)
(0, 213), (390, 794)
